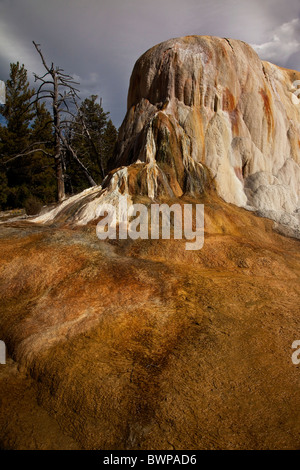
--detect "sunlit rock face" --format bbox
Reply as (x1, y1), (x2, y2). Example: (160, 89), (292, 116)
(112, 35), (300, 232)
(31, 35), (300, 234)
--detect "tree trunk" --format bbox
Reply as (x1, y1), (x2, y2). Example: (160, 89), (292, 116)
(53, 73), (65, 202)
(55, 155), (65, 202)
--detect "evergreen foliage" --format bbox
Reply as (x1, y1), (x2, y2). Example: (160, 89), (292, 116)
(0, 62), (118, 210)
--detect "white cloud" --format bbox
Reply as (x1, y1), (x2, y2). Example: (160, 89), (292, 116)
(251, 18), (300, 66)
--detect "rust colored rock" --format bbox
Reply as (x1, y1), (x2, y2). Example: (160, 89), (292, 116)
(0, 200), (300, 449)
(32, 36), (300, 238)
(111, 36), (300, 231)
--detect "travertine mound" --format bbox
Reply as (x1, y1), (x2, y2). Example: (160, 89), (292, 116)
(111, 35), (300, 233)
(32, 36), (300, 238)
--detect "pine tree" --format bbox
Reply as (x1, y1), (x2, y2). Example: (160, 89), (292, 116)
(1, 63), (34, 156)
(0, 62), (35, 208)
(102, 119), (118, 174)
(0, 63), (58, 210)
(0, 119), (9, 208)
(27, 102), (56, 204)
(0, 163), (9, 209)
(67, 95), (118, 192)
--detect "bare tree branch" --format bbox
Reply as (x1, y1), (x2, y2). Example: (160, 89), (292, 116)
(31, 41), (84, 201)
(32, 41), (51, 73)
(3, 148), (53, 164)
(71, 95), (105, 179)
(54, 124), (97, 187)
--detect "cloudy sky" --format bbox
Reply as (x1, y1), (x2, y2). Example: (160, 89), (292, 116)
(0, 0), (300, 127)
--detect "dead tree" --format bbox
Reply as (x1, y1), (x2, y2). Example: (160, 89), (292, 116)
(32, 41), (96, 202)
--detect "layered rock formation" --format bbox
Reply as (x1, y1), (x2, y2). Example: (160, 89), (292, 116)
(32, 36), (300, 236)
(112, 35), (300, 233)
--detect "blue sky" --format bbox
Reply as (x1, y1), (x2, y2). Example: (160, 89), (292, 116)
(0, 0), (300, 127)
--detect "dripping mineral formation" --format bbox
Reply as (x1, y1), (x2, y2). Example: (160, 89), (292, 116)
(0, 36), (300, 450)
(33, 35), (300, 237)
(113, 35), (300, 234)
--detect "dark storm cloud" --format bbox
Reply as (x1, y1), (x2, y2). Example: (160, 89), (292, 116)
(0, 0), (300, 127)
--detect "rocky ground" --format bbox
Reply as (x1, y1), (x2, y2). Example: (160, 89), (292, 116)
(0, 194), (299, 449)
